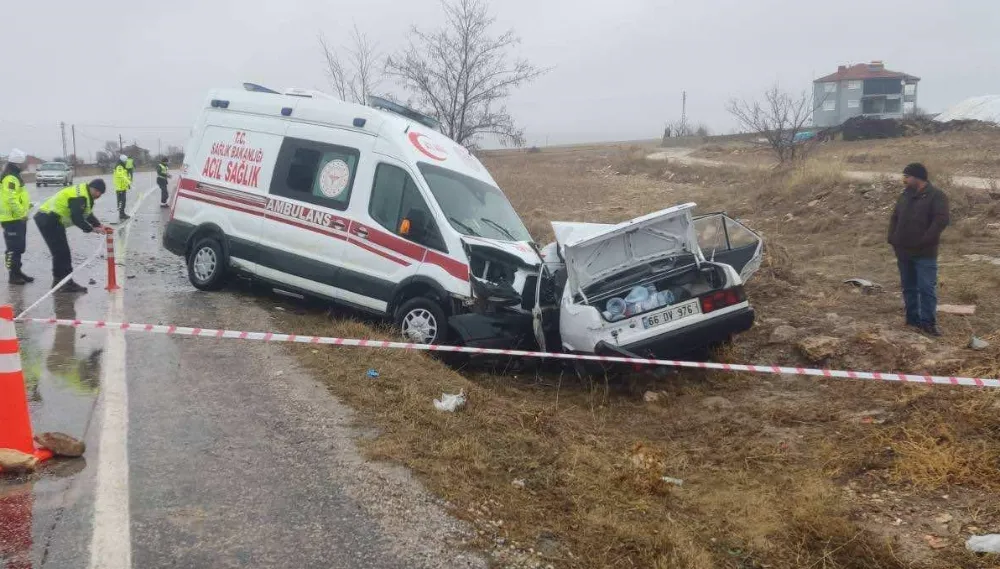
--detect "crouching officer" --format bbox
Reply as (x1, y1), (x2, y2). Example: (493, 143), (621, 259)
(1, 149), (34, 284)
(34, 180), (108, 293)
(156, 157), (171, 207)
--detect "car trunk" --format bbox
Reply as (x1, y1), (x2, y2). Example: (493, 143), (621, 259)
(583, 261), (728, 322)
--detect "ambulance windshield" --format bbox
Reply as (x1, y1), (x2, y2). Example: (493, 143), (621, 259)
(417, 162), (532, 243)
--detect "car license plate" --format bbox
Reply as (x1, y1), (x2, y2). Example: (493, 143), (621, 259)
(641, 300), (700, 329)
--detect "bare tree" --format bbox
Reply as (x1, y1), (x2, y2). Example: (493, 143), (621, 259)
(319, 25), (382, 104)
(727, 84), (817, 164)
(386, 0), (544, 147)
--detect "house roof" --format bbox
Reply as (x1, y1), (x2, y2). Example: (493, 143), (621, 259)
(24, 155), (44, 165)
(814, 61), (920, 83)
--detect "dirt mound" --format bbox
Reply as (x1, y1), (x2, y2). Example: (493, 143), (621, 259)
(840, 116), (995, 142)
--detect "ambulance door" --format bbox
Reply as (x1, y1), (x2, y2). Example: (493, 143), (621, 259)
(257, 123), (376, 306)
(188, 113), (286, 274)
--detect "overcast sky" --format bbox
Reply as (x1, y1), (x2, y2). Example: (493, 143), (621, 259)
(5, 0), (999, 160)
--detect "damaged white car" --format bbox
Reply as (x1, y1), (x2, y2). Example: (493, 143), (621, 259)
(449, 203), (763, 359)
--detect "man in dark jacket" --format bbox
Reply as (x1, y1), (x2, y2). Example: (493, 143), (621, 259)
(887, 163), (950, 336)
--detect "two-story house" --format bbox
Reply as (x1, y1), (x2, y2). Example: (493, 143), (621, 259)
(812, 61), (920, 127)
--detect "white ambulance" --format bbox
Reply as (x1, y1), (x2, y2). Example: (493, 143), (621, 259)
(164, 85), (541, 344)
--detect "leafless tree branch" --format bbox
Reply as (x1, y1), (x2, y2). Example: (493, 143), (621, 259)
(385, 0), (545, 147)
(318, 25), (383, 104)
(727, 84), (822, 163)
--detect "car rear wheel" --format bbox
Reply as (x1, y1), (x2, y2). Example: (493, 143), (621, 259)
(395, 297), (447, 345)
(187, 236), (229, 291)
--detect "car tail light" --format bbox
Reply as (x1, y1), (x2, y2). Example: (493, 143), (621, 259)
(699, 286), (746, 314)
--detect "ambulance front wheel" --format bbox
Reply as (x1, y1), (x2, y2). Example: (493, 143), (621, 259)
(187, 236), (229, 291)
(395, 297), (447, 345)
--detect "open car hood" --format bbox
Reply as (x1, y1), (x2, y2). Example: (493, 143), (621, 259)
(552, 203), (700, 294)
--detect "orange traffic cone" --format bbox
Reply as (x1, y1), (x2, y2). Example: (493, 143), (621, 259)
(0, 305), (52, 468)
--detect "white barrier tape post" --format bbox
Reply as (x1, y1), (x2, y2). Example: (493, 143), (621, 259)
(15, 239), (108, 320)
(14, 317), (1000, 389)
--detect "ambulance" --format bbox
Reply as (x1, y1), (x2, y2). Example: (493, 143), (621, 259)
(163, 85), (542, 344)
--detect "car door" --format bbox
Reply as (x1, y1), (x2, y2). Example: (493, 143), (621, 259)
(338, 157), (448, 312)
(256, 123), (373, 306)
(693, 213), (763, 281)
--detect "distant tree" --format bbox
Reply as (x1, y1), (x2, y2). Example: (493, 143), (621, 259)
(727, 84), (816, 163)
(166, 145), (185, 166)
(122, 143), (151, 166)
(318, 25), (383, 104)
(386, 0), (545, 147)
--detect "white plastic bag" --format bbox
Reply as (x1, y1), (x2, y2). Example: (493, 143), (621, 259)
(433, 389), (467, 412)
(966, 534), (1000, 553)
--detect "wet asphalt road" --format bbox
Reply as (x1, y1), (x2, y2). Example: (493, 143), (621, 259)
(1, 173), (483, 568)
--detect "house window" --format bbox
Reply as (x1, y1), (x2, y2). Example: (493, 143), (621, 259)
(822, 100), (836, 111)
(823, 82), (837, 93)
(848, 99), (860, 109)
(848, 80), (862, 90)
(271, 138), (359, 211)
(885, 98), (902, 113)
(904, 83), (916, 96)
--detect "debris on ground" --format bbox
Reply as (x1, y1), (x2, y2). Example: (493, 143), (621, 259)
(844, 278), (884, 294)
(963, 254), (1000, 266)
(0, 449), (39, 473)
(643, 391), (667, 403)
(969, 336), (990, 350)
(434, 389), (468, 412)
(966, 534), (1000, 553)
(797, 336), (843, 362)
(366, 369), (380, 379)
(769, 325), (799, 344)
(934, 513), (954, 525)
(660, 476), (684, 486)
(923, 534), (949, 550)
(88, 278), (97, 285)
(700, 396), (735, 410)
(511, 478), (526, 489)
(34, 432), (85, 458)
(938, 304), (976, 315)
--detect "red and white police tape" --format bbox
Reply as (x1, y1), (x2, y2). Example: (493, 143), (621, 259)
(14, 316), (1000, 389)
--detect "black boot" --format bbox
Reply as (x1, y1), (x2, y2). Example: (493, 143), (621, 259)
(119, 212), (131, 221)
(15, 270), (34, 283)
(57, 280), (88, 294)
(8, 271), (27, 285)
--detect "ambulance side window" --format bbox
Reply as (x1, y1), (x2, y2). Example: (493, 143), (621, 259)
(270, 137), (358, 211)
(369, 163), (446, 252)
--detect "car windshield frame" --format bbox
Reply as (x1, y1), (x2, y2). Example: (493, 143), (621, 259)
(40, 163), (67, 171)
(416, 162), (532, 243)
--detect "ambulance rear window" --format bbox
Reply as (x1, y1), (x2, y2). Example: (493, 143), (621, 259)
(270, 137), (359, 211)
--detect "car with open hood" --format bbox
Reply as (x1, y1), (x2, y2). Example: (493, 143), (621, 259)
(450, 203), (763, 360)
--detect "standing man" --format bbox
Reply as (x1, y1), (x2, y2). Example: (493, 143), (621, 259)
(1, 149), (34, 284)
(156, 156), (171, 207)
(114, 155), (131, 221)
(125, 155), (135, 180)
(888, 163), (950, 336)
(34, 180), (108, 293)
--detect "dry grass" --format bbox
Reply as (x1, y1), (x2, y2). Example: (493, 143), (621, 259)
(267, 136), (1000, 568)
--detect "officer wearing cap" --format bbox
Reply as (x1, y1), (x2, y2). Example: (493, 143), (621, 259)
(114, 155), (131, 221)
(0, 149), (34, 284)
(34, 179), (109, 293)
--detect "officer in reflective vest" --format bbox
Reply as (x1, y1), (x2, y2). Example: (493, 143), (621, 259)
(34, 180), (108, 293)
(156, 157), (171, 207)
(114, 155), (131, 221)
(125, 155), (135, 180)
(0, 148), (34, 284)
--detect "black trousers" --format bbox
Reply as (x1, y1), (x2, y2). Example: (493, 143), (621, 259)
(117, 191), (127, 216)
(34, 213), (73, 282)
(157, 178), (168, 204)
(2, 219), (27, 273)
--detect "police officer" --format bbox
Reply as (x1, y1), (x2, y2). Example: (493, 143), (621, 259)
(1, 149), (34, 284)
(156, 157), (171, 207)
(34, 180), (108, 293)
(114, 155), (131, 221)
(124, 155), (135, 180)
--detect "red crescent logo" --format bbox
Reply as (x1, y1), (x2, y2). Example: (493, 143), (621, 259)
(408, 131), (447, 161)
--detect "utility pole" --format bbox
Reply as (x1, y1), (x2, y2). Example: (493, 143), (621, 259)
(119, 134), (123, 153)
(680, 91), (688, 136)
(71, 125), (77, 165)
(60, 122), (68, 160)
(158, 138), (162, 158)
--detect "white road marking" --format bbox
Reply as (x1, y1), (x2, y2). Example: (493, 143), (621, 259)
(86, 180), (155, 569)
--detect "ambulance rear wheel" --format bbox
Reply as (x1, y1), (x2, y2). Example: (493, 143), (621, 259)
(187, 236), (228, 291)
(396, 297), (447, 345)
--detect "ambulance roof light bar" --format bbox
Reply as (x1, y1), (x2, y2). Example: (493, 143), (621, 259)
(368, 95), (441, 131)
